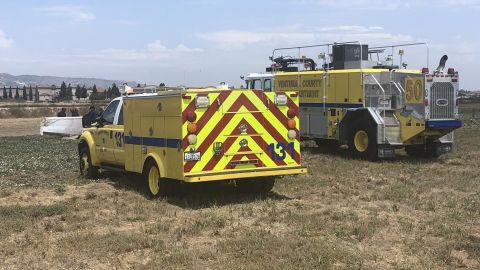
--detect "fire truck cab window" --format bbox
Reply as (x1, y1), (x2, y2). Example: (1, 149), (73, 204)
(264, 79), (272, 91)
(102, 100), (120, 124)
(252, 79), (262, 89)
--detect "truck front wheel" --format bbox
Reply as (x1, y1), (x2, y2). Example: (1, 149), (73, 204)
(79, 146), (99, 178)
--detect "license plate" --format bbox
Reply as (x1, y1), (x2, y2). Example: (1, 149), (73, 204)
(184, 151), (201, 161)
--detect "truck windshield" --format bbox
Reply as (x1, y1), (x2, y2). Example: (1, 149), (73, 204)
(102, 100), (120, 124)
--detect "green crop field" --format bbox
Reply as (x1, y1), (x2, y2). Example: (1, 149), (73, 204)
(0, 123), (479, 269)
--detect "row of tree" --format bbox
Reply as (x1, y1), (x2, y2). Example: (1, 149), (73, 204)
(0, 82), (122, 101)
(59, 81), (121, 101)
(1, 85), (39, 101)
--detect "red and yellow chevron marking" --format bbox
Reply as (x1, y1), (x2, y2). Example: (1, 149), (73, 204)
(182, 89), (300, 174)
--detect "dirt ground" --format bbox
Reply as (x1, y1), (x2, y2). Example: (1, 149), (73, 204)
(0, 117), (479, 269)
(0, 118), (41, 137)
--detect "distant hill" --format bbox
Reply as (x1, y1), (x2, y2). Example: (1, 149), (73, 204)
(0, 73), (137, 88)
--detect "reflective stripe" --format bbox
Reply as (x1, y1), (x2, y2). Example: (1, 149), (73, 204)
(124, 136), (180, 148)
(300, 103), (363, 108)
(182, 90), (301, 173)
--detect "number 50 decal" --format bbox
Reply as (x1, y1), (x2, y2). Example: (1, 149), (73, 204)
(267, 142), (295, 161)
(405, 77), (424, 104)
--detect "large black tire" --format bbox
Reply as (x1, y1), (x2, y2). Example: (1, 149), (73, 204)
(236, 177), (275, 195)
(348, 118), (378, 160)
(143, 160), (175, 198)
(79, 146), (99, 178)
(405, 144), (425, 157)
(425, 139), (441, 158)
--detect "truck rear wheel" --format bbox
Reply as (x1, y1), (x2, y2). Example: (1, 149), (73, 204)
(426, 139), (441, 158)
(405, 145), (425, 157)
(79, 146), (99, 178)
(349, 119), (378, 160)
(144, 160), (174, 198)
(236, 177), (275, 194)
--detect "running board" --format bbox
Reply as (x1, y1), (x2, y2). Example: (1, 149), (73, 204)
(99, 164), (125, 172)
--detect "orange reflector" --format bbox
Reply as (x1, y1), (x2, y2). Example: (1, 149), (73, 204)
(287, 119), (296, 129)
(187, 122), (197, 134)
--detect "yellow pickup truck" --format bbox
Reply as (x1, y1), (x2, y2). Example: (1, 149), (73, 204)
(78, 89), (306, 197)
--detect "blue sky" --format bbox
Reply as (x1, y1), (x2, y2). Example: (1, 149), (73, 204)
(0, 0), (479, 89)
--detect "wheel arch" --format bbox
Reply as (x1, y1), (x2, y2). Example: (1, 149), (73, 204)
(78, 132), (100, 166)
(339, 108), (383, 144)
(142, 153), (166, 178)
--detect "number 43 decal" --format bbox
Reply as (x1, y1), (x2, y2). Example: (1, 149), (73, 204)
(267, 142), (295, 160)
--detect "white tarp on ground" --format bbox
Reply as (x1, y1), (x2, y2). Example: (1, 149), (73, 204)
(40, 117), (83, 136)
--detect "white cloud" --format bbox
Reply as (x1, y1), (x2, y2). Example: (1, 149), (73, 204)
(196, 31), (316, 50)
(147, 40), (168, 52)
(82, 49), (148, 61)
(317, 25), (414, 43)
(290, 0), (480, 9)
(37, 5), (96, 22)
(196, 25), (414, 50)
(81, 40), (203, 61)
(0, 30), (13, 48)
(147, 40), (203, 53)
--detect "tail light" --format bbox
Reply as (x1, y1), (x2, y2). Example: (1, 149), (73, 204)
(275, 93), (288, 106)
(287, 119), (296, 129)
(287, 108), (297, 118)
(187, 123), (197, 134)
(187, 134), (197, 145)
(424, 99), (429, 106)
(422, 67), (429, 74)
(447, 68), (455, 75)
(186, 109), (198, 146)
(288, 130), (297, 140)
(186, 110), (197, 122)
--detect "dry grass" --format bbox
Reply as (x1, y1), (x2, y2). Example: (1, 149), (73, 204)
(0, 116), (479, 269)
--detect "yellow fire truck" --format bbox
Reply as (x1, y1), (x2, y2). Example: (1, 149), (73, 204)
(245, 42), (462, 160)
(78, 88), (306, 197)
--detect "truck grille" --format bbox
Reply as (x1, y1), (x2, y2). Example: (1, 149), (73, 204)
(430, 82), (454, 119)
